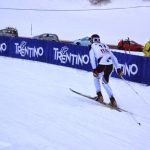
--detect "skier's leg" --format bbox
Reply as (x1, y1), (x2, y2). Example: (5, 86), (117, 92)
(92, 65), (105, 103)
(93, 72), (104, 102)
(93, 72), (103, 93)
(102, 65), (117, 107)
(102, 75), (113, 98)
(93, 65), (105, 92)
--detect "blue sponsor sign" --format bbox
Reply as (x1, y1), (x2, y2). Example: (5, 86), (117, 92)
(112, 52), (145, 84)
(47, 42), (91, 70)
(9, 37), (47, 62)
(0, 36), (10, 56)
(0, 36), (149, 85)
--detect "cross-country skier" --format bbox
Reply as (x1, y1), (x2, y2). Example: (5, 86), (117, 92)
(89, 34), (123, 107)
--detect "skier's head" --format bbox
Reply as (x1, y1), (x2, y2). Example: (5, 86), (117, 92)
(90, 34), (100, 43)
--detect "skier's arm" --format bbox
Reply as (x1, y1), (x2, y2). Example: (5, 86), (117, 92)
(109, 51), (120, 69)
(89, 49), (97, 69)
(89, 49), (100, 77)
(109, 50), (123, 77)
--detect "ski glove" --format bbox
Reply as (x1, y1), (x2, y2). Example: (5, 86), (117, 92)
(93, 69), (99, 77)
(117, 68), (123, 77)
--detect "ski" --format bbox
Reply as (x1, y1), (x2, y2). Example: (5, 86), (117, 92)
(69, 88), (142, 126)
(69, 88), (128, 112)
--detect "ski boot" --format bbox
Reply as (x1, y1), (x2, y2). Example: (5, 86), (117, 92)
(109, 96), (117, 107)
(96, 91), (104, 103)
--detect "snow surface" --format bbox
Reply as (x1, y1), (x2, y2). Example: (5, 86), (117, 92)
(0, 56), (150, 150)
(1, 0), (150, 150)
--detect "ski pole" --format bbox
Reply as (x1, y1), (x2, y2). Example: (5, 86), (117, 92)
(121, 76), (149, 105)
(121, 109), (141, 126)
(120, 106), (141, 126)
(130, 114), (142, 126)
(121, 76), (139, 95)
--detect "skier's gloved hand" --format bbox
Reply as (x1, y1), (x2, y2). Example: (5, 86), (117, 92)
(93, 69), (99, 77)
(117, 68), (123, 77)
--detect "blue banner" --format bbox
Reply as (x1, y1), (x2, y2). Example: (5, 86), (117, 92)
(9, 37), (48, 62)
(0, 36), (149, 85)
(112, 52), (146, 84)
(0, 36), (10, 56)
(47, 42), (91, 70)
